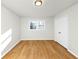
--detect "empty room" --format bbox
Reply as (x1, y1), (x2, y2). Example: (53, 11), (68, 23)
(0, 0), (78, 59)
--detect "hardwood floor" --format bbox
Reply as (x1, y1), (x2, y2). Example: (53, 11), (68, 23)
(2, 40), (77, 59)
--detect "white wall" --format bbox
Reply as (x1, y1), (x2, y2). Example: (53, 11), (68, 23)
(54, 16), (68, 48)
(1, 5), (20, 56)
(21, 17), (54, 40)
(54, 3), (78, 56)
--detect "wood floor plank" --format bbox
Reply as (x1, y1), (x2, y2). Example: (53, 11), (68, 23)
(2, 40), (77, 59)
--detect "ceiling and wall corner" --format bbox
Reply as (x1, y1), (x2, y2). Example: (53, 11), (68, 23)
(1, 0), (78, 17)
(1, 4), (21, 17)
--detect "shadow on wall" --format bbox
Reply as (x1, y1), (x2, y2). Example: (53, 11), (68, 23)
(0, 29), (12, 53)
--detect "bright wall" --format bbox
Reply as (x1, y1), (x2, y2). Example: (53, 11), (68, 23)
(20, 17), (54, 40)
(1, 5), (20, 56)
(54, 3), (78, 56)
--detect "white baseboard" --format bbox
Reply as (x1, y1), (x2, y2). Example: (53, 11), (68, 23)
(68, 49), (78, 58)
(1, 40), (21, 58)
(54, 40), (78, 57)
(21, 38), (54, 40)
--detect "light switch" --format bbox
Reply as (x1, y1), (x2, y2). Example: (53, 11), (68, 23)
(58, 32), (61, 34)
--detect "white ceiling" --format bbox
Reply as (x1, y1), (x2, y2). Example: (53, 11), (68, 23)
(2, 0), (77, 17)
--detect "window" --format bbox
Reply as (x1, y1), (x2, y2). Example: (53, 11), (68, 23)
(29, 21), (45, 30)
